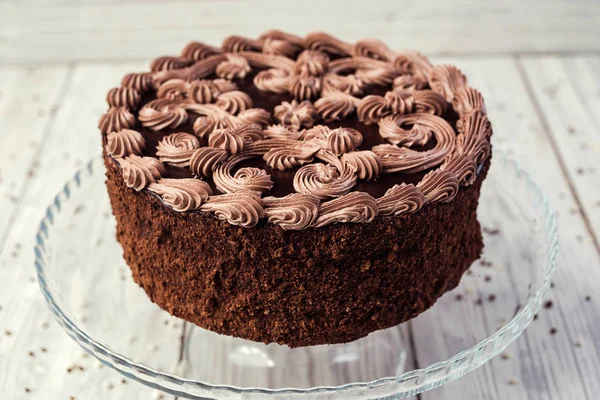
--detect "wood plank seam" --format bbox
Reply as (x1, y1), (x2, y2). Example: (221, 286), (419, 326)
(175, 320), (187, 400)
(178, 321), (188, 365)
(0, 63), (75, 257)
(3, 51), (600, 68)
(514, 56), (600, 257)
(406, 321), (422, 400)
(407, 320), (420, 369)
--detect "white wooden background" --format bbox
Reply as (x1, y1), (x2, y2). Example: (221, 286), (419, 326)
(1, 0), (600, 399)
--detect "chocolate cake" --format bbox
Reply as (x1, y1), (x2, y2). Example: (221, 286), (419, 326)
(99, 31), (492, 347)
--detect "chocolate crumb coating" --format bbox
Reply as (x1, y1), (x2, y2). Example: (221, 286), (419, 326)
(105, 155), (488, 346)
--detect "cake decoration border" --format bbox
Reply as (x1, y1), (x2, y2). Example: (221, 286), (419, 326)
(99, 30), (492, 229)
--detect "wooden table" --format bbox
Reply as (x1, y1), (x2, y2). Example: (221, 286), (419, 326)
(1, 1), (599, 399)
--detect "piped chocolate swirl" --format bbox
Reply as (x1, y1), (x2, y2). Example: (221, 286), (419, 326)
(99, 31), (491, 230)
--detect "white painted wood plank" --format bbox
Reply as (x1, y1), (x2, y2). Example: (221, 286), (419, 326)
(414, 58), (600, 400)
(0, 63), (177, 400)
(0, 55), (598, 399)
(1, 0), (600, 63)
(520, 56), (600, 249)
(0, 66), (69, 252)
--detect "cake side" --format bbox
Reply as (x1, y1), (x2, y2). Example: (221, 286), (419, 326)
(105, 154), (488, 346)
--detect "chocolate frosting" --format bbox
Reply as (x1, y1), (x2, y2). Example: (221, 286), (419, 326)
(101, 31), (492, 229)
(453, 87), (486, 115)
(106, 87), (142, 109)
(181, 41), (222, 61)
(190, 147), (229, 176)
(304, 32), (352, 56)
(98, 107), (136, 135)
(121, 72), (156, 93)
(263, 193), (319, 230)
(216, 54), (251, 80)
(417, 169), (459, 203)
(116, 155), (165, 191)
(293, 163), (356, 200)
(208, 128), (245, 154)
(106, 129), (146, 158)
(148, 178), (212, 211)
(139, 99), (188, 130)
(187, 80), (220, 103)
(213, 155), (274, 194)
(150, 56), (194, 73)
(429, 65), (467, 102)
(199, 191), (265, 227)
(273, 100), (318, 129)
(341, 150), (382, 180)
(352, 38), (395, 61)
(374, 113), (455, 173)
(313, 192), (378, 227)
(258, 30), (304, 57)
(377, 183), (424, 215)
(157, 79), (190, 101)
(215, 91), (253, 114)
(155, 132), (199, 167)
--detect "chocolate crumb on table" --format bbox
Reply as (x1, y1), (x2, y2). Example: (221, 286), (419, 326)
(483, 226), (501, 235)
(480, 259), (493, 267)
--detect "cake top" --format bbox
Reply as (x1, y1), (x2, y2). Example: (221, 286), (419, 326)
(99, 30), (491, 230)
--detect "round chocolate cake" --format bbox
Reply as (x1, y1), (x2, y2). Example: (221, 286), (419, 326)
(100, 30), (492, 347)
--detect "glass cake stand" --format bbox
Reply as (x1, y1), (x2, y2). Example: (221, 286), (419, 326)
(35, 150), (557, 399)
